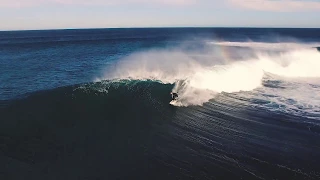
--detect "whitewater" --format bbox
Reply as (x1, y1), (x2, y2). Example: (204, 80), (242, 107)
(96, 41), (320, 118)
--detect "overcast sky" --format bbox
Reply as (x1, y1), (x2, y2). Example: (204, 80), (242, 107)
(1, 0), (319, 30)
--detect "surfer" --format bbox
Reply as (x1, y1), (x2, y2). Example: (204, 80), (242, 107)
(170, 92), (178, 101)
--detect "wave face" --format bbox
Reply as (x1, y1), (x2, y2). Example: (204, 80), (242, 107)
(1, 79), (320, 180)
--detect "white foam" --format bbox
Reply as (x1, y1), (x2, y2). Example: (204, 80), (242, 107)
(256, 49), (320, 78)
(251, 79), (320, 119)
(97, 41), (320, 108)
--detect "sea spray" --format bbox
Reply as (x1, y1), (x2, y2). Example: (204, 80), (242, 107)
(98, 41), (320, 106)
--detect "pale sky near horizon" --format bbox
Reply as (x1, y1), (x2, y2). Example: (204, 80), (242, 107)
(0, 0), (320, 30)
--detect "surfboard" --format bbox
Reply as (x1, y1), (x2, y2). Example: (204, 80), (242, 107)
(169, 100), (182, 106)
(170, 100), (177, 105)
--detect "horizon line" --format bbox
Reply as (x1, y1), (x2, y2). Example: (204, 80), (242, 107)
(1, 25), (320, 32)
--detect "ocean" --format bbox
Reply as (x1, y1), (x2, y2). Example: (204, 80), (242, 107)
(1, 28), (320, 180)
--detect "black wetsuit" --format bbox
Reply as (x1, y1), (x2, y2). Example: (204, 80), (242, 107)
(172, 93), (178, 100)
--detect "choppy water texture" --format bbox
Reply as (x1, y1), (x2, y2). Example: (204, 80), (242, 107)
(1, 28), (320, 180)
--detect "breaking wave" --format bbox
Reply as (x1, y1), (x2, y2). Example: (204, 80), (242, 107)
(95, 41), (320, 117)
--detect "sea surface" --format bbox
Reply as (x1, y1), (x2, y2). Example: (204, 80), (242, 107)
(1, 28), (320, 180)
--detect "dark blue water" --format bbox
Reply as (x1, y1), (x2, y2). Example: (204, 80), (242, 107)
(1, 28), (320, 180)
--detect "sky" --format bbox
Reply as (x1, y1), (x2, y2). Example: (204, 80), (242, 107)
(0, 0), (320, 30)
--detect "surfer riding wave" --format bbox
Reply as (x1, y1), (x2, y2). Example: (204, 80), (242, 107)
(170, 92), (178, 101)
